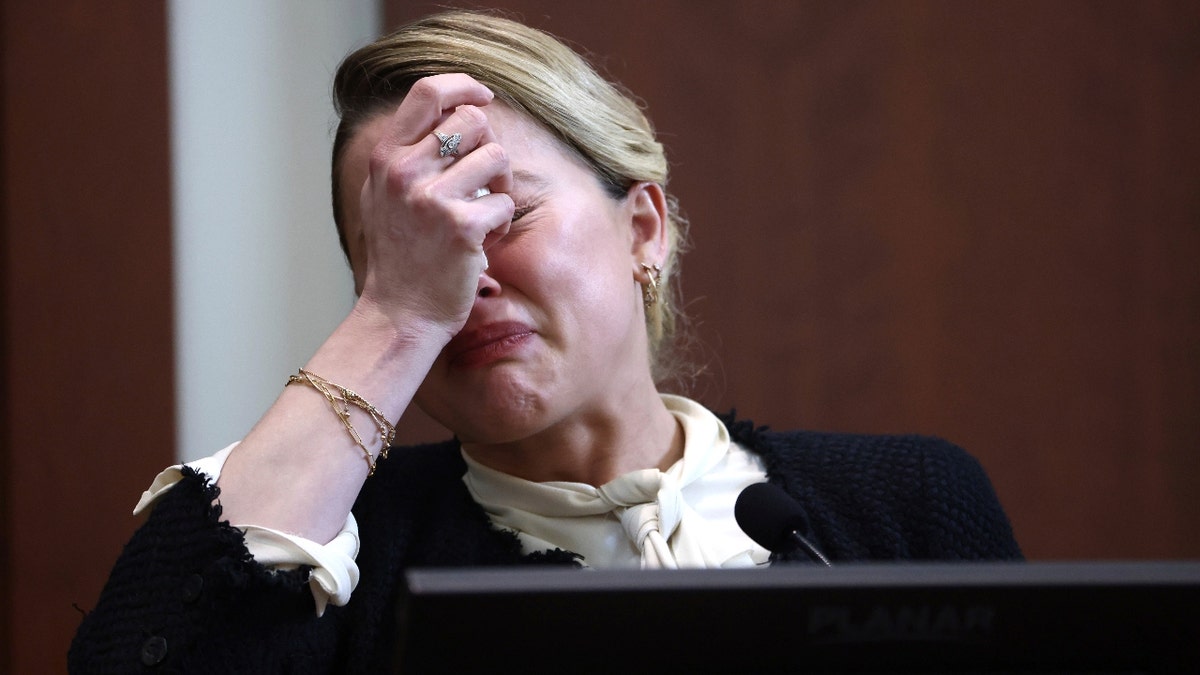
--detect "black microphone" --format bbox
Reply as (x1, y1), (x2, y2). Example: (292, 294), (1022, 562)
(735, 482), (832, 566)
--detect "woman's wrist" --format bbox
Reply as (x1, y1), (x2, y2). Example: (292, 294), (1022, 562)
(303, 296), (450, 415)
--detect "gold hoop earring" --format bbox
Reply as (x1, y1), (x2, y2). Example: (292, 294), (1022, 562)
(639, 263), (662, 309)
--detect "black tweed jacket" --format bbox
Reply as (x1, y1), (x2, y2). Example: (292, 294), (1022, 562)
(69, 415), (1021, 673)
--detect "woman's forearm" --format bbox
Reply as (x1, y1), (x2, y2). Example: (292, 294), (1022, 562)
(215, 298), (447, 543)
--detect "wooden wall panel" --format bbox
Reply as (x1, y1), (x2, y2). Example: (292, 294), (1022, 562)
(1, 2), (173, 671)
(0, 1), (1191, 671)
(386, 1), (1200, 560)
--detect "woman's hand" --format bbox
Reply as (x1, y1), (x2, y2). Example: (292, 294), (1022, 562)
(216, 74), (515, 542)
(355, 73), (514, 341)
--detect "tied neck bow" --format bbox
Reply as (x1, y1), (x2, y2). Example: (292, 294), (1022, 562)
(461, 393), (770, 569)
(597, 470), (683, 569)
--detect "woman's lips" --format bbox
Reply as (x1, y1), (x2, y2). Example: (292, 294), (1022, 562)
(445, 321), (536, 369)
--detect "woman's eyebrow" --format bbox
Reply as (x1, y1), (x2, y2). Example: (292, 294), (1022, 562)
(512, 169), (551, 190)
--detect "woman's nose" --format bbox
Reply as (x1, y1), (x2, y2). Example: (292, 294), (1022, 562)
(477, 269), (500, 298)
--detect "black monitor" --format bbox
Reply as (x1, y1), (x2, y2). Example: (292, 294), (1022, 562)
(395, 561), (1200, 673)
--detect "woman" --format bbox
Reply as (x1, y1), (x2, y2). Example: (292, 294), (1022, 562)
(70, 10), (1019, 673)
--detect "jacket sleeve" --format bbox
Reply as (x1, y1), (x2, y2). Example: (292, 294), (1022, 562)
(68, 467), (343, 674)
(752, 427), (1022, 563)
(916, 437), (1023, 560)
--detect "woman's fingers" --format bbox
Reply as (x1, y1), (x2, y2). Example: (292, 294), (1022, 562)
(370, 104), (492, 199)
(376, 73), (493, 150)
(352, 72), (523, 331)
(355, 73), (515, 330)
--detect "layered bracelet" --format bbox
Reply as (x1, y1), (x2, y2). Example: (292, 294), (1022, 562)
(285, 368), (396, 476)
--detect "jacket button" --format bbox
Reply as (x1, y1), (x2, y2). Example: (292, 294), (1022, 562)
(141, 635), (168, 666)
(181, 573), (204, 603)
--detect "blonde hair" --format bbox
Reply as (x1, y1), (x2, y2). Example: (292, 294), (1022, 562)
(331, 10), (690, 383)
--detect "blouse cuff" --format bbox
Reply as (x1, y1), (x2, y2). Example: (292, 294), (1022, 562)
(133, 442), (362, 617)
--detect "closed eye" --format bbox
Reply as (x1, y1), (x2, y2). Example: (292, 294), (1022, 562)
(511, 205), (534, 222)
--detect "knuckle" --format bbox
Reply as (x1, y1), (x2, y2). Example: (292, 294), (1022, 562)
(455, 104), (487, 129)
(368, 150), (445, 217)
(459, 217), (493, 246)
(408, 181), (443, 214)
(375, 150), (422, 193)
(405, 78), (440, 108)
(477, 142), (508, 167)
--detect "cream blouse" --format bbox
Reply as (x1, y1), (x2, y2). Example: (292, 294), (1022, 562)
(463, 394), (770, 569)
(134, 394), (768, 615)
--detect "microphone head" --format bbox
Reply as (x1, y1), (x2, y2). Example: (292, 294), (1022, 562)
(735, 482), (813, 553)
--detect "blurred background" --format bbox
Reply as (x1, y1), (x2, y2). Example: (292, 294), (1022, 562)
(3, 0), (1197, 671)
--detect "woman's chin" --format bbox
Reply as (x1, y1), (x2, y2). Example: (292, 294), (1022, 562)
(419, 376), (551, 444)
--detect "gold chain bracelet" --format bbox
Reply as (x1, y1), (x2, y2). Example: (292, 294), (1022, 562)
(286, 369), (396, 476)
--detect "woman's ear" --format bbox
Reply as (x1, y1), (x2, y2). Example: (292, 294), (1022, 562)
(626, 181), (669, 265)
